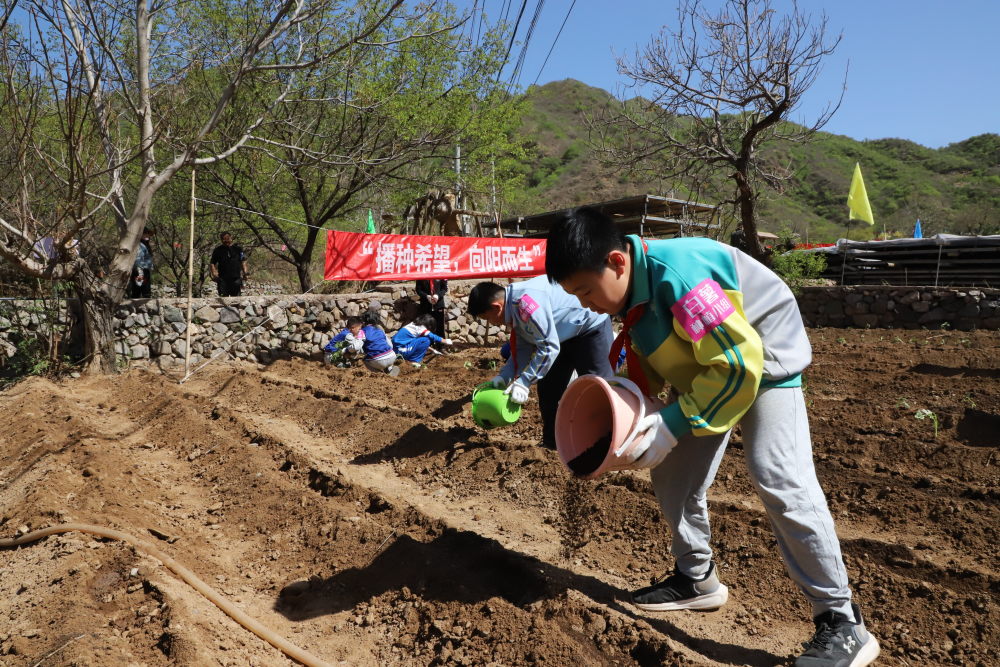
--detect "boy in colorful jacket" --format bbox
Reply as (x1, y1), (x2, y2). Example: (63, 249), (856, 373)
(544, 207), (879, 667)
(467, 276), (615, 448)
(392, 314), (454, 366)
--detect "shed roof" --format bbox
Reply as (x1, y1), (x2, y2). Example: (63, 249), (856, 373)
(490, 194), (719, 238)
(797, 234), (1000, 287)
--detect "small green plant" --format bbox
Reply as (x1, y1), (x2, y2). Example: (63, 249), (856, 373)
(10, 336), (52, 376)
(836, 336), (847, 345)
(895, 398), (911, 409)
(116, 353), (131, 371)
(463, 361), (474, 370)
(962, 393), (977, 409)
(914, 408), (939, 439)
(939, 322), (951, 330)
(488, 359), (498, 371)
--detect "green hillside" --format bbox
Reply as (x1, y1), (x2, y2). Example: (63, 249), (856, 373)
(505, 79), (1000, 242)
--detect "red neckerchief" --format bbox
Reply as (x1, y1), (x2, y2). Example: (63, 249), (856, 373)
(608, 239), (651, 397)
(504, 299), (518, 374)
(509, 321), (517, 374)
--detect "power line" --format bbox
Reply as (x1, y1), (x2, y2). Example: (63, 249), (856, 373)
(497, 0), (529, 82)
(507, 0), (545, 92)
(195, 198), (329, 231)
(533, 0), (576, 86)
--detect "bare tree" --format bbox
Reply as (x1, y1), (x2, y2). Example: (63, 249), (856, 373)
(196, 7), (515, 292)
(0, 0), (433, 373)
(594, 0), (843, 258)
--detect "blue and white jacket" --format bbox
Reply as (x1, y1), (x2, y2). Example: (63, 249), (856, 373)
(359, 325), (394, 360)
(323, 327), (365, 354)
(392, 322), (443, 353)
(500, 275), (609, 387)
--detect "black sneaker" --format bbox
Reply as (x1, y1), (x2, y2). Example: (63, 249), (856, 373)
(631, 561), (729, 611)
(796, 603), (880, 667)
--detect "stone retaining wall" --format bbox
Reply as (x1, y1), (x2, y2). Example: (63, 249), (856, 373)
(796, 285), (1000, 330)
(3, 284), (998, 369)
(0, 283), (507, 369)
(116, 283), (511, 369)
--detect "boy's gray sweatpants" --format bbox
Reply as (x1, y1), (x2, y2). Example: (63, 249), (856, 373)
(650, 385), (854, 620)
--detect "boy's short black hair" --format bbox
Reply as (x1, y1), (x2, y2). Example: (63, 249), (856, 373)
(545, 206), (627, 283)
(467, 282), (506, 317)
(415, 313), (436, 330)
(346, 316), (363, 328)
(361, 308), (382, 327)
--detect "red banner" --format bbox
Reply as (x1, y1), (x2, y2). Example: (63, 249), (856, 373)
(324, 230), (547, 281)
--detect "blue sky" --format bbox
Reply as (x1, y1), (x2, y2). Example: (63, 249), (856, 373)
(474, 0), (998, 148)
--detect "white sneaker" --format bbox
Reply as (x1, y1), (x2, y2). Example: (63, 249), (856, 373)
(631, 561), (729, 611)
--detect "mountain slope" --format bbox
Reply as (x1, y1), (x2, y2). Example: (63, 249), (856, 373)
(507, 79), (999, 242)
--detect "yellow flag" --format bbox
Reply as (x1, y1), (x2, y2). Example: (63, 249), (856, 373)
(847, 162), (875, 225)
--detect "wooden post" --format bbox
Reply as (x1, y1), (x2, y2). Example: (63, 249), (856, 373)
(934, 243), (943, 288)
(184, 169), (196, 377)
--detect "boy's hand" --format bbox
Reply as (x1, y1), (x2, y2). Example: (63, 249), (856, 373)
(442, 338), (453, 346)
(623, 413), (677, 469)
(488, 375), (508, 388)
(504, 379), (530, 404)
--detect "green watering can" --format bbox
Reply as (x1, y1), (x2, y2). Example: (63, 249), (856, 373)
(471, 381), (522, 429)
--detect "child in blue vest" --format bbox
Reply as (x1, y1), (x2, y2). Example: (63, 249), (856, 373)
(467, 275), (615, 449)
(392, 314), (453, 366)
(544, 207), (878, 667)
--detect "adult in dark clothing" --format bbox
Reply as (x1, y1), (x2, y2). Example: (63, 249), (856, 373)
(210, 232), (248, 297)
(129, 228), (154, 298)
(415, 279), (448, 337)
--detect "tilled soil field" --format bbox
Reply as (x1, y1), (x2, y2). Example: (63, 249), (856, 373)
(0, 328), (997, 666)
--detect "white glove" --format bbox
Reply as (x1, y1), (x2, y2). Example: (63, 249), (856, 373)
(620, 412), (677, 469)
(346, 336), (364, 353)
(442, 338), (453, 346)
(504, 379), (530, 405)
(488, 375), (508, 388)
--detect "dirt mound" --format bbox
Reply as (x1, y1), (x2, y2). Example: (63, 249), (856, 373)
(1, 329), (997, 665)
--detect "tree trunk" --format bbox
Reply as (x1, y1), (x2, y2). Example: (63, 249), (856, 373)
(73, 273), (121, 374)
(297, 259), (314, 293)
(733, 169), (765, 261)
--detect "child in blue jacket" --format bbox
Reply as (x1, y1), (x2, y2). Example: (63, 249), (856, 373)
(544, 206), (878, 667)
(359, 310), (399, 376)
(392, 314), (453, 366)
(323, 316), (365, 367)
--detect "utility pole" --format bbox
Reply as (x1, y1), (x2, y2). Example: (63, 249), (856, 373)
(455, 143), (470, 235)
(491, 157), (498, 213)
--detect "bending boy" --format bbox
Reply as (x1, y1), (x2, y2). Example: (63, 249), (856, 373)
(545, 207), (878, 667)
(357, 310), (401, 377)
(467, 276), (615, 448)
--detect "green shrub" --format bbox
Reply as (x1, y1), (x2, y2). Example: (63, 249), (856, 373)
(771, 251), (827, 294)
